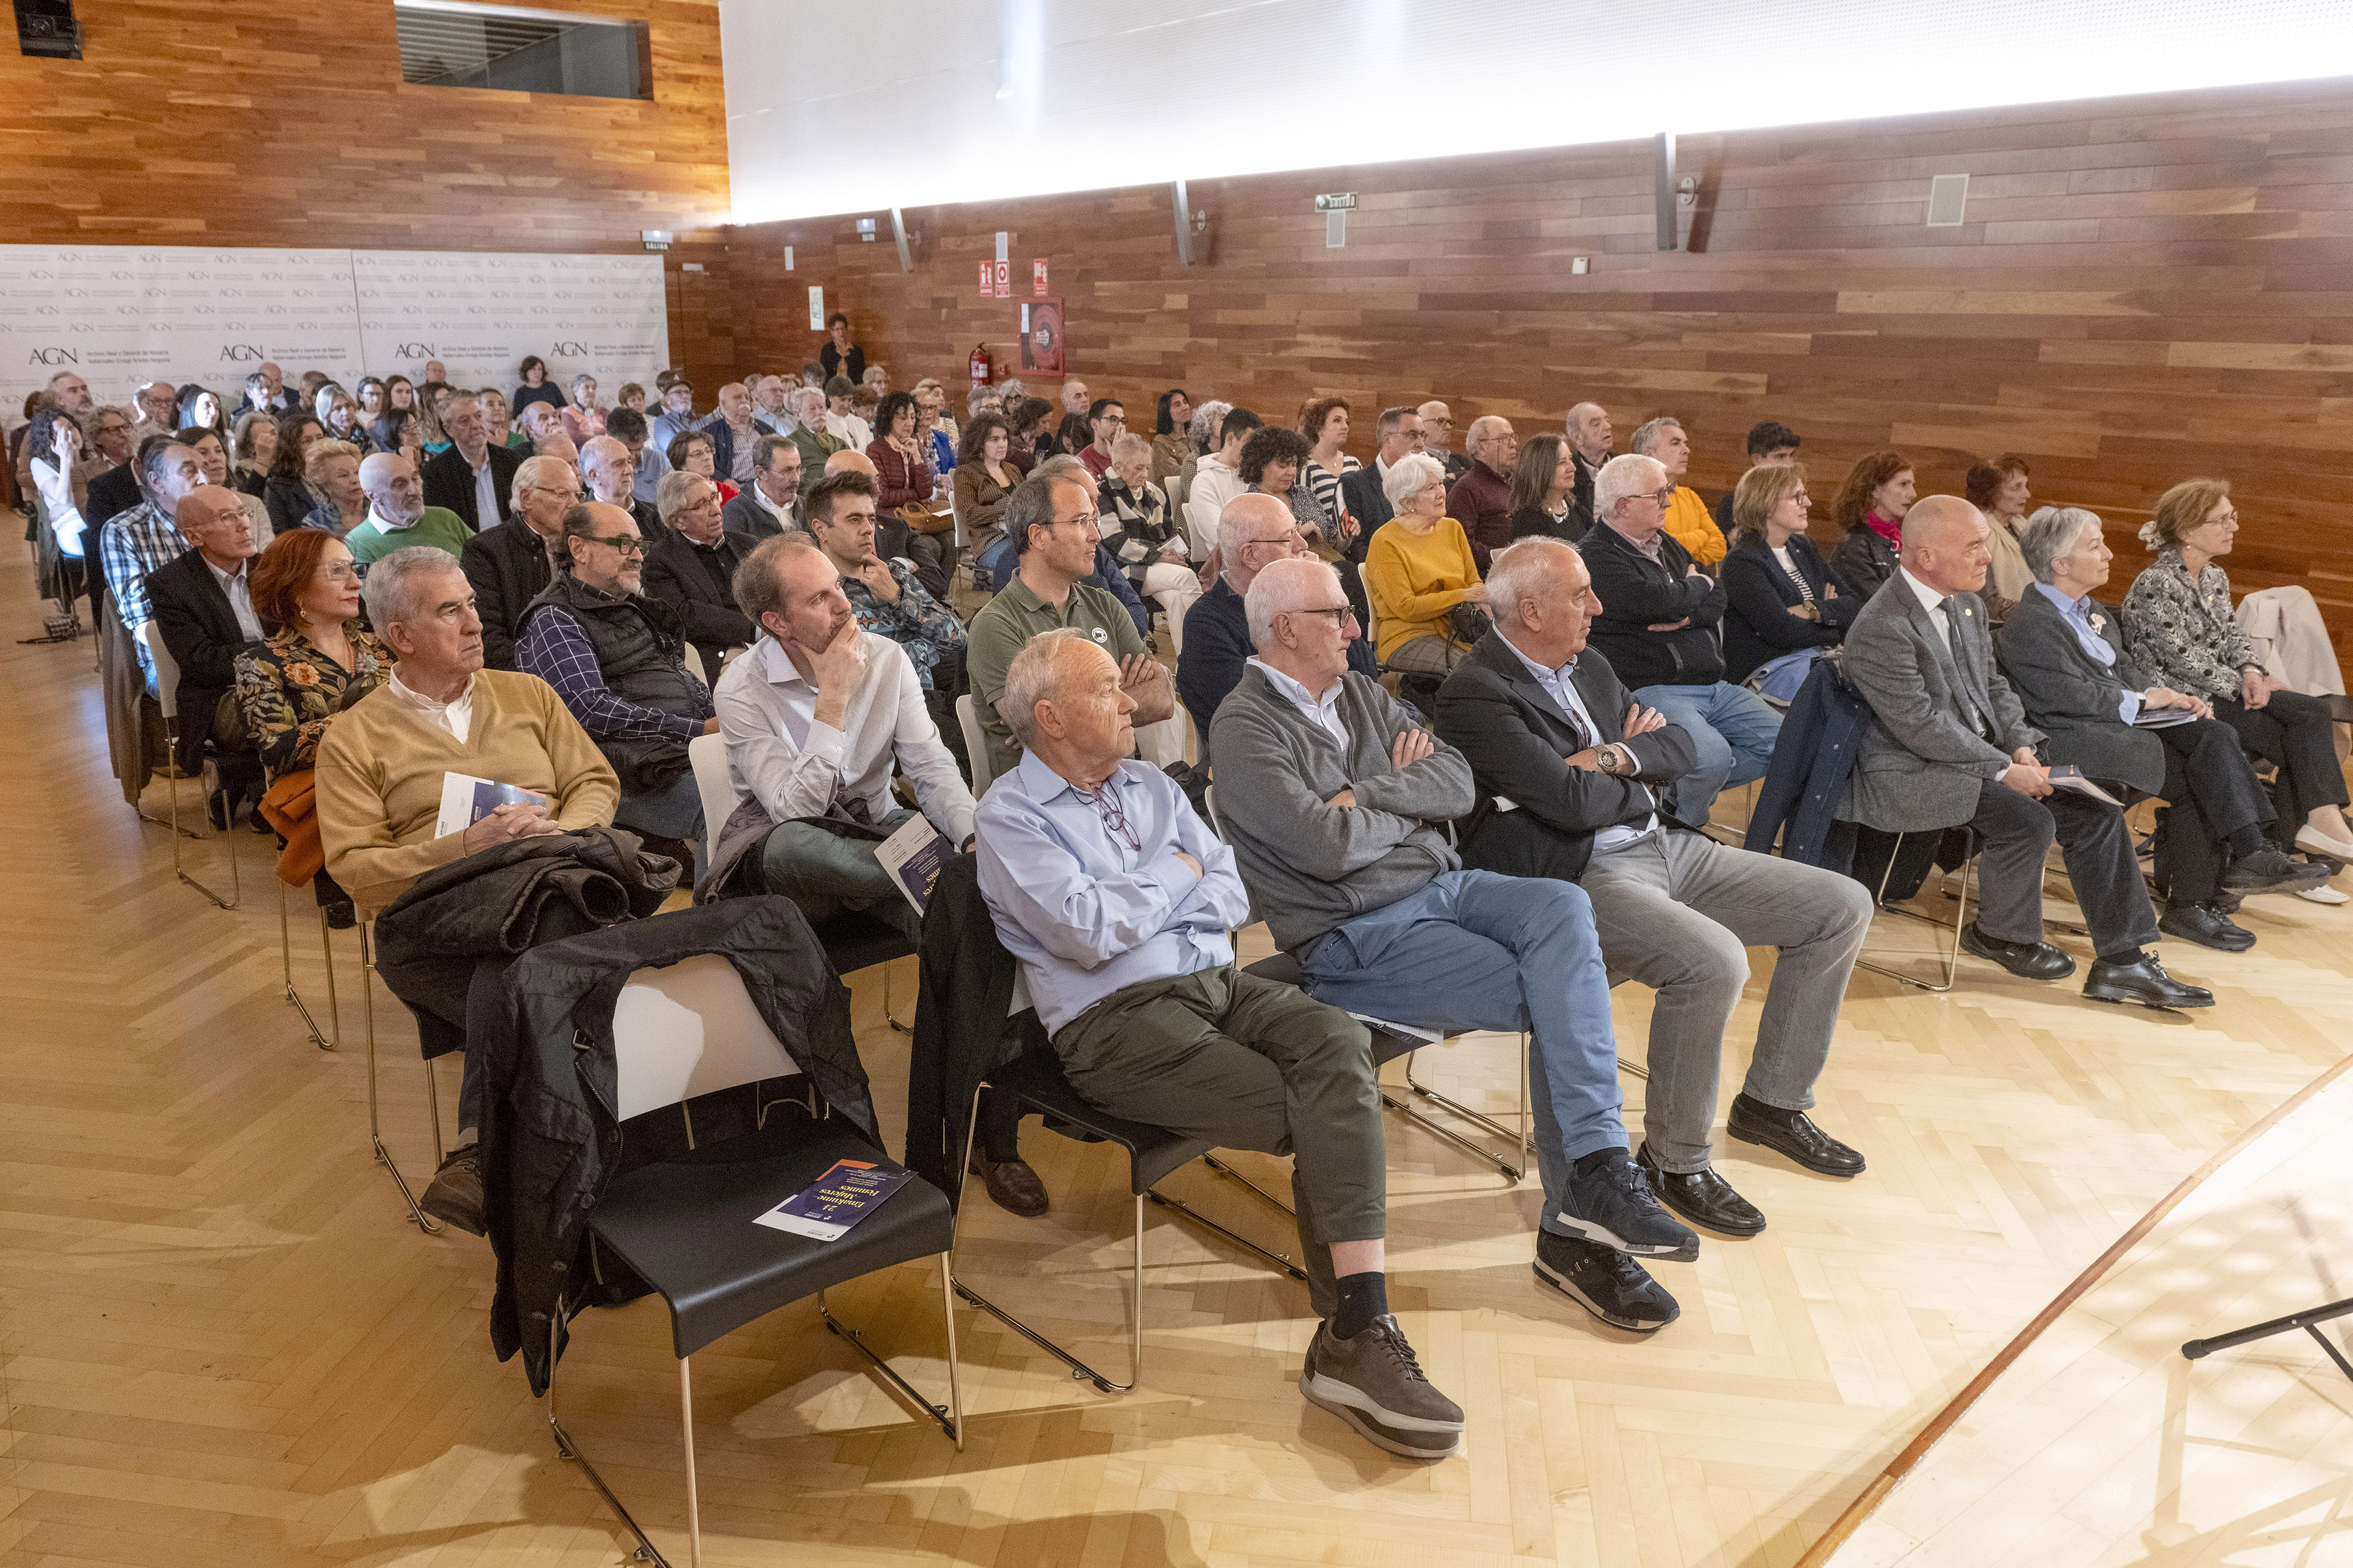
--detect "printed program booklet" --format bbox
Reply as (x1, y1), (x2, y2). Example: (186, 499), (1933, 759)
(873, 812), (951, 914)
(752, 1158), (915, 1241)
(2131, 704), (2198, 729)
(2046, 764), (2124, 807)
(435, 773), (550, 838)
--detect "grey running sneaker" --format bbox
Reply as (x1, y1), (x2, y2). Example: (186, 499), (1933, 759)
(1556, 1149), (1700, 1261)
(1533, 1231), (1681, 1332)
(1298, 1315), (1465, 1460)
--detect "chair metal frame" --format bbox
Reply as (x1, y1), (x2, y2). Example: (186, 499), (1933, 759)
(279, 876), (340, 1051)
(545, 960), (963, 1568)
(358, 920), (444, 1233)
(136, 622), (241, 908)
(949, 1077), (1304, 1397)
(1856, 829), (1978, 993)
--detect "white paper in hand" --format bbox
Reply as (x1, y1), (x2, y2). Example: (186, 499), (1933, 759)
(872, 812), (951, 914)
(436, 772), (549, 837)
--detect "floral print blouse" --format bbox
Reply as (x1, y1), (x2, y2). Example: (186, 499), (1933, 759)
(2118, 548), (2259, 701)
(234, 621), (395, 780)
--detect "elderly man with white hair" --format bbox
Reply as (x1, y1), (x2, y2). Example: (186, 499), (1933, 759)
(1565, 401), (1614, 518)
(1445, 415), (1518, 570)
(1577, 451), (1780, 830)
(1175, 493), (1380, 739)
(421, 392), (522, 532)
(786, 384), (848, 474)
(1435, 538), (1875, 1238)
(977, 625), (1464, 1458)
(461, 453), (580, 669)
(346, 451), (473, 569)
(1993, 504), (2324, 951)
(1844, 496), (2212, 1008)
(642, 469), (759, 677)
(580, 433), (663, 543)
(1211, 556), (1700, 1335)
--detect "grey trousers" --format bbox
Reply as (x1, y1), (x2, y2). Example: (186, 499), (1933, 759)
(1579, 828), (1873, 1173)
(759, 809), (922, 942)
(1052, 965), (1384, 1320)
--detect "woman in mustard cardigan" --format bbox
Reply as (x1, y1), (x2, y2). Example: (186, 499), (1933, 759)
(1362, 451), (1485, 674)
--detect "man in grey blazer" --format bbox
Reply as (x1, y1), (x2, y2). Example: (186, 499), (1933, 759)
(722, 434), (807, 539)
(1841, 497), (2211, 1009)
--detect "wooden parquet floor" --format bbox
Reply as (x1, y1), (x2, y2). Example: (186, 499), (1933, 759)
(4, 532), (2351, 1568)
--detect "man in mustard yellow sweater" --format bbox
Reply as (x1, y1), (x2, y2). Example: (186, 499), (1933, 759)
(317, 544), (618, 1235)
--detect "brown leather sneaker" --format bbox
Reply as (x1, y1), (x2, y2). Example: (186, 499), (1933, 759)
(971, 1152), (1049, 1218)
(420, 1143), (487, 1235)
(1298, 1315), (1464, 1460)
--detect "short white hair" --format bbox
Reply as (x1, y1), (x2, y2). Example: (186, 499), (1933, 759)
(1485, 537), (1577, 630)
(1629, 416), (1682, 456)
(363, 544), (466, 629)
(1594, 453), (1666, 520)
(1382, 451), (1448, 509)
(1218, 493), (1291, 567)
(657, 468), (714, 521)
(1244, 558), (1339, 650)
(1000, 628), (1102, 747)
(512, 454), (570, 511)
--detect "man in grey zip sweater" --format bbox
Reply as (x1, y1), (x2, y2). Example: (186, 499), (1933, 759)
(1209, 558), (1699, 1333)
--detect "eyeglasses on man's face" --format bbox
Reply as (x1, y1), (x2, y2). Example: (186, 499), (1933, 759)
(1292, 605), (1356, 627)
(581, 533), (646, 558)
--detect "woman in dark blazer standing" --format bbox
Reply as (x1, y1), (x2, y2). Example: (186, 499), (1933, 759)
(1720, 462), (1857, 683)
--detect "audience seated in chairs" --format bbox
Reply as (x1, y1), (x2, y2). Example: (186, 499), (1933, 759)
(1565, 401), (1613, 517)
(977, 627), (1466, 1458)
(2119, 477), (2353, 893)
(1841, 496), (2212, 1008)
(968, 471), (1180, 784)
(346, 451), (474, 569)
(98, 438), (210, 692)
(953, 414), (1018, 564)
(1362, 451), (1486, 678)
(516, 501), (718, 868)
(1337, 404), (1423, 552)
(302, 439), (369, 540)
(642, 470), (758, 677)
(1434, 538), (1873, 1239)
(1719, 462), (1856, 685)
(236, 527), (391, 929)
(1210, 557), (1700, 1334)
(420, 393), (523, 533)
(462, 454), (576, 671)
(1828, 448), (1913, 600)
(721, 433), (806, 538)
(1176, 494), (1379, 742)
(803, 468), (969, 745)
(1097, 432), (1202, 654)
(1578, 453), (1781, 827)
(1180, 404), (1260, 555)
(148, 485), (270, 827)
(1994, 505), (2328, 952)
(314, 544), (619, 1232)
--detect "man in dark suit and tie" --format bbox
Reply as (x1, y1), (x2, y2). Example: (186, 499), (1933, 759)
(1842, 496), (2211, 1008)
(1437, 537), (1874, 1239)
(421, 393), (525, 532)
(148, 486), (268, 819)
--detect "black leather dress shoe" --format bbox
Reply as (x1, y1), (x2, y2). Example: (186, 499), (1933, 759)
(2159, 900), (2255, 952)
(2222, 846), (2331, 894)
(1726, 1092), (1868, 1176)
(1635, 1144), (1764, 1237)
(2083, 951), (2215, 1010)
(1960, 921), (2076, 980)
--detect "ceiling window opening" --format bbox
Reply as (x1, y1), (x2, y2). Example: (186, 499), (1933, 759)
(394, 0), (651, 100)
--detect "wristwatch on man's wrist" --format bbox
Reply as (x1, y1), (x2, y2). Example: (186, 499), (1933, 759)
(1598, 743), (1629, 776)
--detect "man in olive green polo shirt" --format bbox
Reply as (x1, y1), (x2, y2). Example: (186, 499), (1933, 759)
(968, 471), (1176, 783)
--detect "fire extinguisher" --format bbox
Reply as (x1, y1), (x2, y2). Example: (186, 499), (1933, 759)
(968, 343), (992, 384)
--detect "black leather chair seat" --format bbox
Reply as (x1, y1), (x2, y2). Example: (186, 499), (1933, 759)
(816, 911), (916, 977)
(1240, 952), (1418, 1067)
(590, 1114), (953, 1360)
(983, 1047), (1212, 1195)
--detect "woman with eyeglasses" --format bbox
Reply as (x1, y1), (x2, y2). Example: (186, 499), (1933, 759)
(1719, 462), (1853, 684)
(2120, 478), (2353, 886)
(666, 429), (738, 504)
(1362, 450), (1485, 675)
(236, 527), (394, 929)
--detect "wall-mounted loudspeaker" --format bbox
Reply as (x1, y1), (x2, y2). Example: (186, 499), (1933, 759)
(15, 0), (80, 59)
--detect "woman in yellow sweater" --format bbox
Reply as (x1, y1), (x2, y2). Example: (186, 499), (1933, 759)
(1362, 452), (1486, 673)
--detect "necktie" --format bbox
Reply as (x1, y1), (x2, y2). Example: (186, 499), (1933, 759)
(1940, 596), (1993, 738)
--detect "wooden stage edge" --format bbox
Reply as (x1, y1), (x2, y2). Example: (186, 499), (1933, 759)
(1795, 1048), (2353, 1566)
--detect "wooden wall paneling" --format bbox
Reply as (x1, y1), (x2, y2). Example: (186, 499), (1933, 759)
(0, 0), (729, 380)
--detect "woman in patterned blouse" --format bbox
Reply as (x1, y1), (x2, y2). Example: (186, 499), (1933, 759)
(1098, 433), (1202, 654)
(235, 528), (395, 925)
(2120, 478), (2353, 885)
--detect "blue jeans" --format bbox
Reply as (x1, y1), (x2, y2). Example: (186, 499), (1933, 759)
(1296, 869), (1626, 1240)
(616, 770), (707, 872)
(1632, 681), (1783, 829)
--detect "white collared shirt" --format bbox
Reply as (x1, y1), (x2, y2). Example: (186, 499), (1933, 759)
(715, 633), (975, 849)
(387, 669), (476, 742)
(206, 553), (266, 642)
(1900, 567), (1950, 649)
(465, 448), (500, 527)
(1499, 634), (1655, 852)
(1247, 656), (1346, 745)
(752, 484), (799, 531)
(367, 502), (421, 535)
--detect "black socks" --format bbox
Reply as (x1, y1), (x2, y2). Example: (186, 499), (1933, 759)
(1573, 1147), (1628, 1179)
(1332, 1271), (1389, 1340)
(2225, 825), (2265, 858)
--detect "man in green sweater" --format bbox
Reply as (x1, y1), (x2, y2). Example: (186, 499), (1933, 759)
(347, 451), (474, 571)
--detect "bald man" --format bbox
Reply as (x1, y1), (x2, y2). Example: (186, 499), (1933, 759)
(147, 486), (269, 817)
(1842, 496), (2211, 1009)
(1416, 400), (1470, 485)
(348, 451), (473, 569)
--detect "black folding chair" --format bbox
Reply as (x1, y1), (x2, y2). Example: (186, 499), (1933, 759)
(550, 954), (960, 1568)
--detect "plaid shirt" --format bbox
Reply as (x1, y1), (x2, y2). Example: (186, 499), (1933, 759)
(99, 500), (190, 686)
(841, 559), (966, 692)
(515, 604), (710, 743)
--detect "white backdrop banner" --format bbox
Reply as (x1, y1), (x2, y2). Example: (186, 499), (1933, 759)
(1, 244), (668, 415)
(353, 250), (669, 400)
(0, 244), (363, 413)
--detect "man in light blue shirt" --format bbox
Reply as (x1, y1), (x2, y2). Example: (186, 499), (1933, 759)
(975, 627), (1466, 1462)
